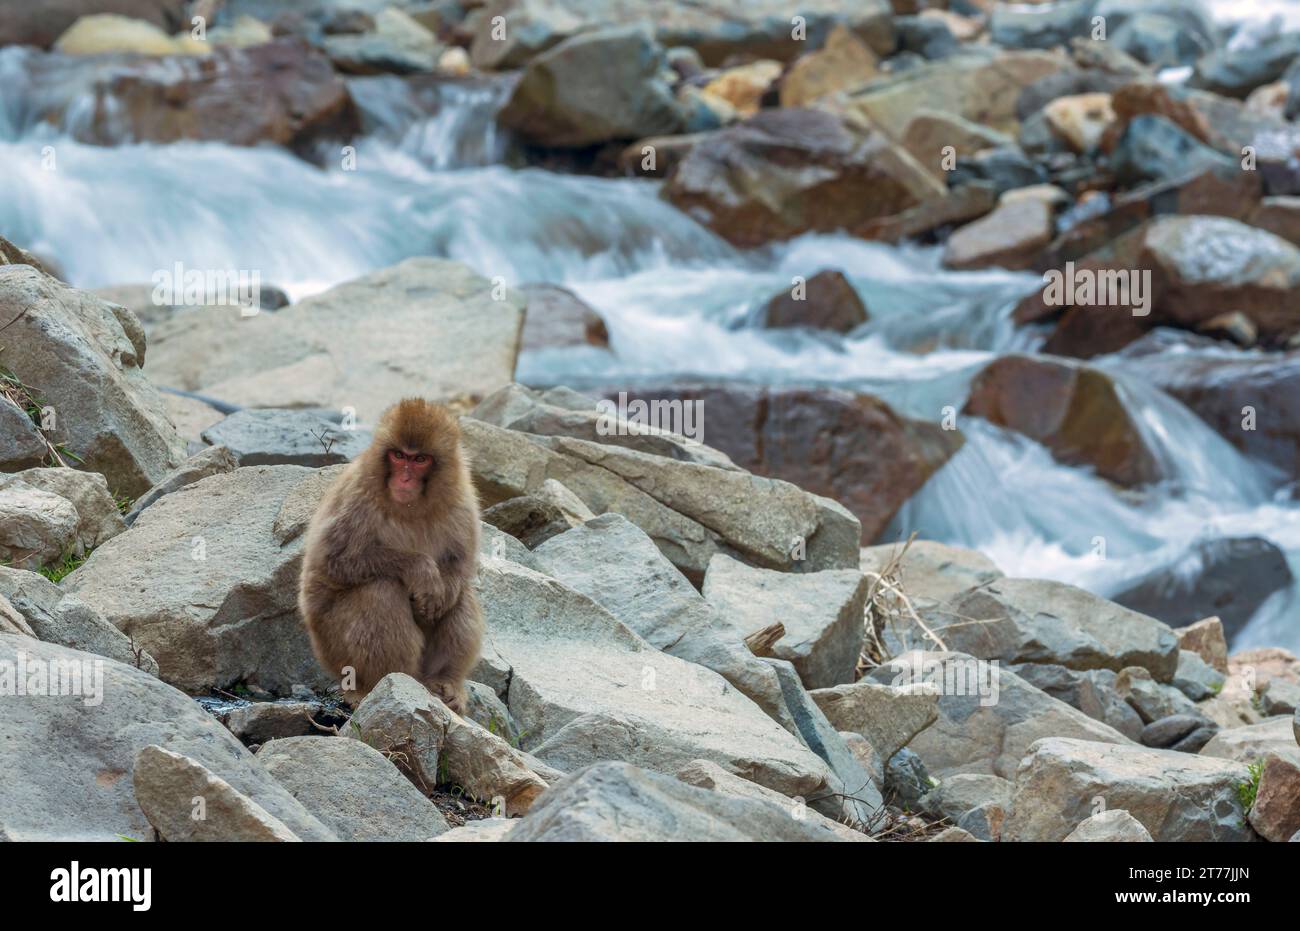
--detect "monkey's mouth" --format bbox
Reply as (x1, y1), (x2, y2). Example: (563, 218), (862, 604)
(390, 477), (423, 502)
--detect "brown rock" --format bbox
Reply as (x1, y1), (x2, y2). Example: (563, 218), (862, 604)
(779, 24), (879, 108)
(0, 235), (51, 274)
(900, 110), (1013, 176)
(761, 270), (869, 333)
(943, 199), (1053, 271)
(519, 283), (610, 352)
(856, 182), (997, 243)
(1040, 303), (1158, 360)
(1198, 311), (1258, 347)
(1043, 92), (1115, 153)
(846, 50), (1070, 139)
(1248, 753), (1300, 842)
(664, 108), (943, 248)
(964, 355), (1161, 487)
(1119, 337), (1300, 475)
(1100, 81), (1213, 152)
(87, 39), (358, 155)
(1026, 214), (1300, 351)
(1250, 196), (1300, 247)
(0, 0), (186, 49)
(1176, 617), (1229, 675)
(701, 60), (782, 117)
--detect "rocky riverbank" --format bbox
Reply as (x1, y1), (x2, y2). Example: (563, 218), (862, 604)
(2, 0), (1300, 842)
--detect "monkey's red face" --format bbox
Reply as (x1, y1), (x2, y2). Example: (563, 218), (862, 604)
(386, 448), (433, 504)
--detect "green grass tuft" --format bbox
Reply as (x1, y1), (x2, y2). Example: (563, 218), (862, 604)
(1236, 759), (1264, 814)
(38, 551), (88, 583)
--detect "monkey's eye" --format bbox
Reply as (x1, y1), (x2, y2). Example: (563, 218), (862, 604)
(390, 450), (406, 461)
(412, 454), (429, 464)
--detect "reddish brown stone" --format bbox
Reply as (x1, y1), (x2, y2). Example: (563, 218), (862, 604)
(663, 108), (943, 248)
(1041, 303), (1153, 359)
(1248, 753), (1300, 843)
(761, 270), (869, 333)
(964, 355), (1161, 487)
(86, 39), (359, 154)
(1121, 339), (1300, 475)
(519, 283), (610, 351)
(1099, 81), (1214, 153)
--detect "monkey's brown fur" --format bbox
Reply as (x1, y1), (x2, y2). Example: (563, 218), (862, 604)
(299, 398), (483, 712)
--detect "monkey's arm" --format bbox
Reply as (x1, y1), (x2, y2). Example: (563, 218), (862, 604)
(321, 508), (423, 588)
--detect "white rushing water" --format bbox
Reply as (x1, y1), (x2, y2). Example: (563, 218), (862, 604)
(0, 44), (1296, 650)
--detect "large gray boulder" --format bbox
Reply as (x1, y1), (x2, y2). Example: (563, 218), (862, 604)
(462, 416), (860, 581)
(124, 444), (238, 525)
(866, 652), (1134, 778)
(498, 26), (688, 148)
(0, 636), (335, 841)
(1200, 717), (1300, 766)
(64, 465), (338, 695)
(0, 467), (126, 553)
(347, 674), (549, 817)
(477, 556), (835, 800)
(0, 265), (185, 497)
(943, 578), (1180, 681)
(505, 762), (863, 842)
(0, 566), (157, 675)
(531, 513), (793, 730)
(809, 679), (939, 764)
(1063, 809), (1154, 842)
(146, 259), (525, 421)
(704, 554), (866, 689)
(133, 745), (303, 842)
(201, 409), (371, 466)
(0, 482), (78, 570)
(1004, 737), (1253, 842)
(256, 736), (450, 841)
(471, 383), (739, 471)
(0, 396), (46, 471)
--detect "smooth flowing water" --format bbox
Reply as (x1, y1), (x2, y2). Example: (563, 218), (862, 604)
(0, 32), (1295, 651)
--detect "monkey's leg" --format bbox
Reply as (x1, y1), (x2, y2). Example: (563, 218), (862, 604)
(326, 579), (426, 700)
(419, 591), (484, 715)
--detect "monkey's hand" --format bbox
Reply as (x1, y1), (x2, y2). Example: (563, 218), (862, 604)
(405, 555), (446, 621)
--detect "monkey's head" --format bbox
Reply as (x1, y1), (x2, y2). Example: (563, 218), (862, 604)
(369, 398), (464, 510)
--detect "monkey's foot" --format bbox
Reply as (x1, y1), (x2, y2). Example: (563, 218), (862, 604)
(426, 679), (467, 715)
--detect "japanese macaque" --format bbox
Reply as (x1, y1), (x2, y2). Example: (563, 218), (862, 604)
(299, 398), (482, 713)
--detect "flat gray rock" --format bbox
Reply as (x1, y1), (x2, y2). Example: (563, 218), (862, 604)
(64, 465), (338, 695)
(1004, 737), (1253, 842)
(866, 651), (1134, 779)
(202, 409), (370, 466)
(506, 761), (863, 842)
(704, 553), (866, 689)
(257, 736), (450, 841)
(944, 577), (1180, 682)
(532, 513), (793, 730)
(0, 636), (335, 841)
(477, 556), (834, 801)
